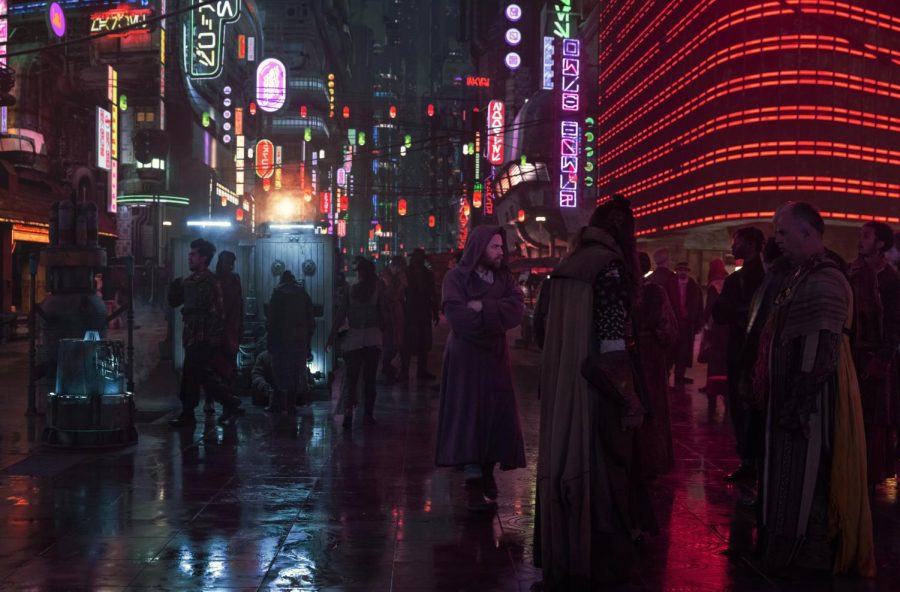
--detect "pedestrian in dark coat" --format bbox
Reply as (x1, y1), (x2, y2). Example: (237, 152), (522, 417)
(208, 251), (243, 413)
(435, 226), (526, 512)
(402, 249), (440, 382)
(712, 227), (766, 481)
(266, 271), (315, 413)
(673, 262), (704, 385)
(379, 256), (407, 383)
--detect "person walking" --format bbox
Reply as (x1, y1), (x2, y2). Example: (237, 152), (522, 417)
(848, 221), (899, 487)
(711, 227), (766, 482)
(402, 249), (440, 382)
(266, 271), (315, 413)
(207, 251), (243, 414)
(435, 226), (526, 512)
(637, 251), (678, 477)
(328, 257), (385, 429)
(168, 238), (244, 427)
(379, 256), (407, 384)
(535, 196), (657, 588)
(672, 262), (703, 385)
(759, 202), (874, 577)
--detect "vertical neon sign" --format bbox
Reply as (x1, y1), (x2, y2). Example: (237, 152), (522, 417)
(487, 100), (505, 165)
(558, 39), (580, 208)
(0, 0), (8, 133)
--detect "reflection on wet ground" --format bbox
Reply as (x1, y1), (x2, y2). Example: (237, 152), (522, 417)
(0, 329), (897, 591)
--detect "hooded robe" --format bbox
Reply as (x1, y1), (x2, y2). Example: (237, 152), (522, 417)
(435, 226), (526, 470)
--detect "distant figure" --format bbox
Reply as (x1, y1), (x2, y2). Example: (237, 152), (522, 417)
(208, 251), (243, 413)
(848, 221), (899, 486)
(402, 249), (440, 382)
(379, 256), (408, 384)
(637, 252), (678, 477)
(672, 262), (703, 385)
(250, 350), (275, 405)
(712, 227), (766, 483)
(168, 238), (243, 427)
(328, 257), (385, 429)
(536, 196), (657, 588)
(435, 226), (526, 512)
(701, 258), (729, 389)
(647, 248), (680, 326)
(759, 202), (874, 576)
(266, 271), (315, 413)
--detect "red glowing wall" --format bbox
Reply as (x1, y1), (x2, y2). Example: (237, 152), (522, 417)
(597, 0), (900, 236)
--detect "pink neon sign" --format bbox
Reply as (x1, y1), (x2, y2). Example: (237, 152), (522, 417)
(256, 58), (286, 113)
(487, 100), (505, 165)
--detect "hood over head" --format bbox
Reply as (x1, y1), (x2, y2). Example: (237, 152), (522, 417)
(457, 225), (507, 277)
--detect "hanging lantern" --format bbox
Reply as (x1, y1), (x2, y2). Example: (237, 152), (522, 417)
(358, 132), (366, 146)
(262, 178), (271, 191)
(221, 195), (228, 207)
(303, 192), (312, 203)
(389, 105), (397, 119)
(304, 127), (312, 141)
(404, 134), (412, 148)
(398, 199), (407, 216)
(339, 195), (349, 211)
(375, 223), (382, 235)
(249, 102), (257, 116)
(299, 104), (308, 118)
(235, 208), (244, 222)
(428, 215), (436, 228)
(342, 106), (350, 119)
(517, 209), (526, 223)
(472, 189), (483, 209)
(426, 103), (435, 117)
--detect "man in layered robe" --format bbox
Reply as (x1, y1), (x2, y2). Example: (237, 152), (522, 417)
(848, 221), (899, 486)
(435, 226), (526, 512)
(536, 197), (657, 588)
(760, 202), (874, 577)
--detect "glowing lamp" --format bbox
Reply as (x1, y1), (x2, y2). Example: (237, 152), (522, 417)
(375, 223), (382, 234)
(427, 103), (435, 117)
(235, 208), (244, 222)
(342, 106), (350, 119)
(428, 215), (436, 228)
(339, 196), (348, 211)
(249, 102), (257, 115)
(472, 190), (483, 209)
(303, 192), (312, 203)
(202, 112), (211, 128)
(256, 58), (286, 112)
(358, 132), (366, 146)
(262, 178), (271, 191)
(517, 209), (526, 223)
(304, 127), (312, 142)
(398, 199), (407, 216)
(404, 134), (412, 148)
(48, 2), (66, 38)
(389, 105), (397, 119)
(300, 105), (308, 118)
(221, 196), (228, 207)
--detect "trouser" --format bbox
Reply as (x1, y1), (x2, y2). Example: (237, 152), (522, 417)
(727, 379), (751, 463)
(464, 463), (494, 481)
(381, 333), (400, 376)
(344, 346), (380, 415)
(270, 345), (308, 410)
(180, 345), (241, 416)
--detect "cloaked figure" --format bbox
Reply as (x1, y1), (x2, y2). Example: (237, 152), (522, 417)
(402, 249), (440, 382)
(207, 251), (243, 413)
(435, 226), (526, 512)
(672, 261), (704, 386)
(536, 196), (658, 588)
(266, 271), (315, 413)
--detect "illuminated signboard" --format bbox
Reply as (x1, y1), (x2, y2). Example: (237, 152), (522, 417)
(552, 0), (573, 38)
(487, 100), (505, 165)
(558, 38), (580, 207)
(542, 37), (555, 90)
(90, 7), (151, 37)
(187, 0), (241, 79)
(466, 76), (490, 88)
(255, 139), (274, 179)
(1, 0), (7, 133)
(256, 58), (286, 112)
(96, 107), (111, 170)
(561, 38), (580, 112)
(110, 159), (118, 213)
(47, 2), (65, 37)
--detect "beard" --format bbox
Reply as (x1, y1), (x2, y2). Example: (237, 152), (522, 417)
(480, 255), (502, 270)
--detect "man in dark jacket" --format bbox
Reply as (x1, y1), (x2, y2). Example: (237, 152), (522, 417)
(168, 238), (244, 427)
(266, 271), (316, 413)
(672, 262), (703, 385)
(712, 227), (766, 481)
(207, 250), (243, 413)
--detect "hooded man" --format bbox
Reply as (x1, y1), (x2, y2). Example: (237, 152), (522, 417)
(535, 195), (657, 588)
(266, 270), (316, 413)
(435, 225), (526, 512)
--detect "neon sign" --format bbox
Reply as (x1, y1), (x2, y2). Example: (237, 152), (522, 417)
(505, 52), (521, 70)
(47, 2), (65, 38)
(552, 0), (573, 38)
(561, 39), (580, 112)
(542, 37), (555, 90)
(96, 107), (111, 170)
(487, 100), (505, 165)
(1, 0), (7, 133)
(90, 7), (151, 37)
(255, 140), (274, 179)
(187, 0), (241, 79)
(465, 76), (490, 88)
(256, 58), (286, 112)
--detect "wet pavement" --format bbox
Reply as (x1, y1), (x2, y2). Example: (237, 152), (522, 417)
(0, 310), (898, 591)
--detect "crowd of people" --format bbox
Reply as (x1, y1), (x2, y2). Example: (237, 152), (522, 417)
(163, 198), (898, 589)
(437, 198), (896, 589)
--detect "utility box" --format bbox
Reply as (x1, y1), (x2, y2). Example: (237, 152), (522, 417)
(254, 225), (335, 387)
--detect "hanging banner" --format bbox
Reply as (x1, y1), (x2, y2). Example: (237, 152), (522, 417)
(255, 139), (274, 179)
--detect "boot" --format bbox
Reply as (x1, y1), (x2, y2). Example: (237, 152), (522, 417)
(465, 479), (495, 512)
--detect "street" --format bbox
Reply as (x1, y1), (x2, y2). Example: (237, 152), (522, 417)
(0, 309), (898, 591)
